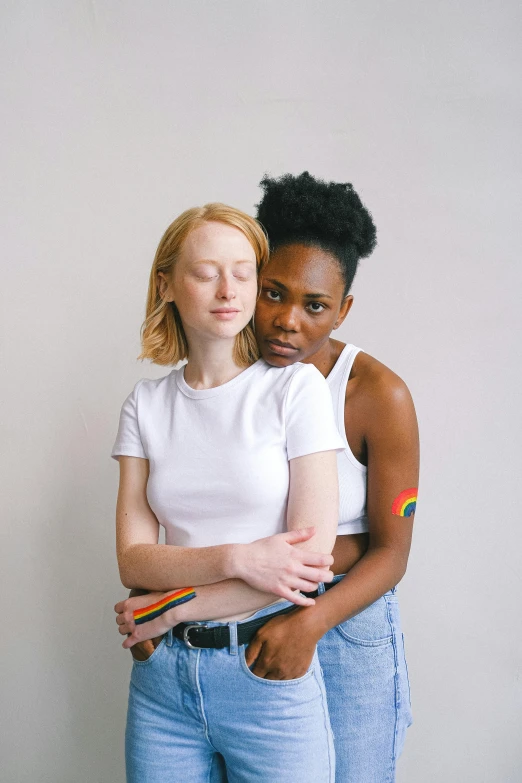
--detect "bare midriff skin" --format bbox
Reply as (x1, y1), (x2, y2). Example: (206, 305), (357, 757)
(332, 533), (369, 574)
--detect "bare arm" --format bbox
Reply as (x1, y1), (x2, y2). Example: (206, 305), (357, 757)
(116, 456), (239, 589)
(115, 453), (335, 598)
(245, 367), (420, 679)
(116, 449), (339, 643)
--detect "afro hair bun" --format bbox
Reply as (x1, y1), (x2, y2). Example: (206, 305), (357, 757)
(256, 171), (376, 259)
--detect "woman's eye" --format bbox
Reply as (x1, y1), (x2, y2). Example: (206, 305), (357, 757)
(265, 290), (281, 301)
(308, 302), (326, 313)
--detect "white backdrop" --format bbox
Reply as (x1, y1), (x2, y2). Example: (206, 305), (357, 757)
(1, 2), (521, 781)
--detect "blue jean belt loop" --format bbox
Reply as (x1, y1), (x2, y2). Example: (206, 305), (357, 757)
(228, 621), (239, 655)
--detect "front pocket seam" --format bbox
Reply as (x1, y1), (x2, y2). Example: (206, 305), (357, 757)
(335, 625), (394, 647)
(239, 646), (315, 685)
(131, 636), (167, 666)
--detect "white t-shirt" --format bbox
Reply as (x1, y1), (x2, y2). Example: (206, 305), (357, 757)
(111, 359), (344, 548)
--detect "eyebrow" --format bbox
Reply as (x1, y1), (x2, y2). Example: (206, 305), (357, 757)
(264, 278), (334, 300)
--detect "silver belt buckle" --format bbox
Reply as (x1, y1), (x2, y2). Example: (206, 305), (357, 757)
(182, 623), (208, 649)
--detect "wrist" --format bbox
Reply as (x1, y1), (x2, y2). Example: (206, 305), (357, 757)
(222, 543), (246, 580)
(293, 604), (331, 643)
(166, 604), (182, 627)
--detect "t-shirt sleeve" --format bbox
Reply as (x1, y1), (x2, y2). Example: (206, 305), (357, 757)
(284, 364), (345, 461)
(111, 380), (148, 460)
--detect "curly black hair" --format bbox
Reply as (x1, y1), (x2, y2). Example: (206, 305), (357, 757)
(255, 171), (377, 294)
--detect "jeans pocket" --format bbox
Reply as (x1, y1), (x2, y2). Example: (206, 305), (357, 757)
(239, 646), (316, 685)
(131, 634), (168, 666)
(130, 635), (166, 662)
(336, 596), (394, 646)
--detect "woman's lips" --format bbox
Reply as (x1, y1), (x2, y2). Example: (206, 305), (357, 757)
(211, 309), (240, 320)
(267, 339), (299, 357)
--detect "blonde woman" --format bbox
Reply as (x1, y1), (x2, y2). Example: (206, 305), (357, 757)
(111, 203), (344, 782)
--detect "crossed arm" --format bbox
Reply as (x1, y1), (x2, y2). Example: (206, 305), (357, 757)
(117, 363), (420, 680)
(114, 449), (339, 645)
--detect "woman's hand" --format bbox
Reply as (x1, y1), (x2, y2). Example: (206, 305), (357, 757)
(114, 591), (176, 649)
(244, 608), (322, 680)
(232, 527), (334, 606)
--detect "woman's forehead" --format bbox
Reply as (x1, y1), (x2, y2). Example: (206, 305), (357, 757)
(263, 244), (343, 292)
(182, 221), (256, 262)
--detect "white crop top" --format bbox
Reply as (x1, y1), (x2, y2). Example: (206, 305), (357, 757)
(111, 359), (344, 547)
(326, 344), (369, 535)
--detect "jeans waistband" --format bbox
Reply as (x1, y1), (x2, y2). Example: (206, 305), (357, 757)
(317, 573), (397, 596)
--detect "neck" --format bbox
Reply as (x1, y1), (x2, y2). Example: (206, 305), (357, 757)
(301, 337), (346, 378)
(183, 334), (247, 389)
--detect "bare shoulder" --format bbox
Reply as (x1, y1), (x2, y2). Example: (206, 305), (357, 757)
(348, 350), (417, 428)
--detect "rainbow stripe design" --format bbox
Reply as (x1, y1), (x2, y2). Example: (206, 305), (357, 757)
(133, 588), (196, 625)
(391, 488), (418, 517)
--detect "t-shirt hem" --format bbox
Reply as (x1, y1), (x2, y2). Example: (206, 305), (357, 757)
(337, 521), (369, 535)
(287, 442), (345, 461)
(111, 445), (148, 460)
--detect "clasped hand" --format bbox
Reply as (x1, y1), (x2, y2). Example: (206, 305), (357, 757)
(233, 526), (334, 605)
(115, 526), (331, 670)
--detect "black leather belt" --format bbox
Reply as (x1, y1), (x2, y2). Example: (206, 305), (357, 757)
(172, 581), (337, 649)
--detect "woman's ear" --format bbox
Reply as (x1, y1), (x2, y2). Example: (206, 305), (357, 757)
(333, 295), (354, 330)
(157, 271), (174, 303)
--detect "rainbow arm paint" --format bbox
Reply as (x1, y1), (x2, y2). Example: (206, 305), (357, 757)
(133, 587), (196, 625)
(391, 488), (418, 517)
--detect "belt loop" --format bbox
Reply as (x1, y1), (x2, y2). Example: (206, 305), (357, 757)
(317, 581), (326, 596)
(229, 621), (238, 655)
(166, 628), (173, 647)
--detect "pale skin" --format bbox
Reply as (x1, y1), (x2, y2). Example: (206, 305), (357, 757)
(116, 242), (419, 680)
(114, 222), (340, 646)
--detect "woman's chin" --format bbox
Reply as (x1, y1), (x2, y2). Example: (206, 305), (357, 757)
(259, 349), (298, 368)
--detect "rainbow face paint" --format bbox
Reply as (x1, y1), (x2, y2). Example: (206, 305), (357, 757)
(133, 588), (196, 625)
(391, 488), (418, 517)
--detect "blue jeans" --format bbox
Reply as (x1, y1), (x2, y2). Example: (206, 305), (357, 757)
(125, 600), (335, 782)
(211, 576), (413, 783)
(316, 575), (413, 782)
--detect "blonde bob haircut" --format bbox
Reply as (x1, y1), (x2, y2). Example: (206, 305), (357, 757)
(138, 203), (269, 368)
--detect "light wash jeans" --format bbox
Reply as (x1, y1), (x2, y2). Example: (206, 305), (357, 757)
(316, 575), (413, 782)
(211, 575), (413, 783)
(125, 600), (335, 783)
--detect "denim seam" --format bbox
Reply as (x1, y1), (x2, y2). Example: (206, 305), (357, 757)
(130, 635), (168, 666)
(194, 650), (218, 752)
(238, 645), (315, 685)
(402, 632), (413, 719)
(385, 599), (400, 782)
(312, 666), (335, 783)
(334, 627), (393, 647)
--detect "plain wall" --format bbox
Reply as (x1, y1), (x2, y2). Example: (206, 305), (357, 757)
(1, 2), (521, 781)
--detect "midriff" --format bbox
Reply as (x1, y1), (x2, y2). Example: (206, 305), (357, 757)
(332, 532), (369, 575)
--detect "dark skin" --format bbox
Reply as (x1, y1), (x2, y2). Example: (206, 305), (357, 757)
(243, 243), (419, 679)
(124, 243), (419, 673)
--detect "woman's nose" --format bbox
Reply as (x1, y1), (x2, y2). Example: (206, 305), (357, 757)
(274, 306), (299, 331)
(216, 275), (236, 300)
